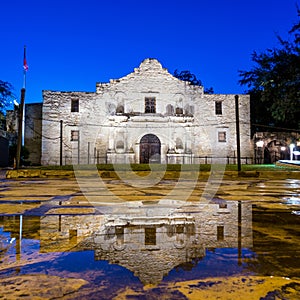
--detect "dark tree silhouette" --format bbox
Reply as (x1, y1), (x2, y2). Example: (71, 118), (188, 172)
(0, 80), (13, 114)
(239, 6), (300, 131)
(173, 69), (214, 94)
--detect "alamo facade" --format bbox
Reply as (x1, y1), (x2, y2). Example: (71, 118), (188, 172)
(25, 58), (252, 165)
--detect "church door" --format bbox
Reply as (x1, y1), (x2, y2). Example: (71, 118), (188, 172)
(140, 134), (161, 164)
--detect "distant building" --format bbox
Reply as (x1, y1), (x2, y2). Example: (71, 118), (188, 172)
(26, 58), (252, 165)
(253, 131), (300, 164)
(24, 103), (42, 165)
(0, 133), (9, 167)
(1, 109), (19, 167)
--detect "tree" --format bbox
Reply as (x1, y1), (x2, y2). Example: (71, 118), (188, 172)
(0, 80), (13, 114)
(239, 7), (300, 131)
(174, 69), (214, 94)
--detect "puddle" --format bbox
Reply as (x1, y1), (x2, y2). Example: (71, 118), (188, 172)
(0, 198), (299, 299)
(0, 178), (300, 299)
(283, 196), (300, 205)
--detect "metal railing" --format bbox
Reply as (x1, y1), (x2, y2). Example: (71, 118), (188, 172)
(62, 154), (254, 165)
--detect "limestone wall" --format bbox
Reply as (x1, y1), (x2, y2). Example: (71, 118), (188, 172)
(41, 58), (251, 165)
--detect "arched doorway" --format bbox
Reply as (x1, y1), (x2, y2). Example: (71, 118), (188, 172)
(140, 134), (161, 164)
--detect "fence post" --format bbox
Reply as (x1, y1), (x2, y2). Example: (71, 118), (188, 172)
(60, 120), (63, 166)
(77, 132), (80, 165)
(87, 142), (90, 164)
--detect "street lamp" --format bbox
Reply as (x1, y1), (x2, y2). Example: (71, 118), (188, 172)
(256, 140), (264, 164)
(290, 144), (295, 161)
(256, 141), (264, 148)
(280, 146), (286, 160)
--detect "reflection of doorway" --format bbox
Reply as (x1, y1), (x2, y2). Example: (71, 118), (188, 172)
(264, 140), (285, 164)
(140, 134), (161, 163)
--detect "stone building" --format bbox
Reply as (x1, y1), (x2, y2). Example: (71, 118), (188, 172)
(0, 200), (252, 285)
(253, 131), (300, 164)
(27, 58), (252, 165)
(40, 200), (252, 285)
(24, 103), (42, 165)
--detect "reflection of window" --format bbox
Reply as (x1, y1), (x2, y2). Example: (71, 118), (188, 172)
(215, 101), (222, 115)
(145, 97), (156, 113)
(69, 229), (77, 242)
(219, 203), (227, 209)
(71, 99), (79, 112)
(218, 131), (226, 142)
(217, 226), (224, 241)
(115, 226), (124, 237)
(145, 227), (156, 245)
(176, 225), (184, 234)
(115, 226), (124, 245)
(71, 130), (79, 141)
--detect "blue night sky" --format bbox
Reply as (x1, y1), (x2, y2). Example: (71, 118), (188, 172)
(1, 0), (298, 105)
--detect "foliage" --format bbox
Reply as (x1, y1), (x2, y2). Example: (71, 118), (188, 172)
(174, 69), (214, 94)
(0, 80), (13, 114)
(239, 6), (300, 131)
(9, 144), (30, 166)
(174, 69), (202, 86)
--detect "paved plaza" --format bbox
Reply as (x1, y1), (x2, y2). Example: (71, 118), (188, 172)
(0, 172), (300, 299)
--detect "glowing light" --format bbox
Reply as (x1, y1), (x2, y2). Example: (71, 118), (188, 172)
(256, 141), (264, 148)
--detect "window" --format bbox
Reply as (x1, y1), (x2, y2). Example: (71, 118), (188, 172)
(71, 98), (79, 112)
(218, 131), (226, 142)
(116, 140), (124, 149)
(145, 97), (156, 113)
(215, 101), (222, 115)
(71, 130), (79, 141)
(175, 138), (183, 149)
(145, 227), (156, 245)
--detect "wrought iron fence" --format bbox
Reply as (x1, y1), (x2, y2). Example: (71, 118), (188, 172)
(63, 154), (254, 165)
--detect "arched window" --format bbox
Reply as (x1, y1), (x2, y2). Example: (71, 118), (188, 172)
(116, 105), (124, 114)
(116, 140), (124, 149)
(166, 104), (174, 115)
(175, 138), (183, 149)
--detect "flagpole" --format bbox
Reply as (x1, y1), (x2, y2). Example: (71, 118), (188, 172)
(23, 45), (28, 89)
(16, 46), (27, 169)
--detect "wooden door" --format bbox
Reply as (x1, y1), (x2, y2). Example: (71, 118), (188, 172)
(140, 134), (161, 164)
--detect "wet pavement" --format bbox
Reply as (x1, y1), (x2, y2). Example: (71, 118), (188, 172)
(0, 174), (300, 299)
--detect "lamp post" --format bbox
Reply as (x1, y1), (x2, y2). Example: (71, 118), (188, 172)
(235, 95), (241, 172)
(280, 146), (286, 160)
(290, 144), (295, 161)
(256, 140), (264, 164)
(16, 88), (25, 169)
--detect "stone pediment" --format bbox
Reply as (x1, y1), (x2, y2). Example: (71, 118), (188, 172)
(96, 58), (197, 93)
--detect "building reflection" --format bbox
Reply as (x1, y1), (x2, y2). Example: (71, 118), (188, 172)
(0, 200), (252, 285)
